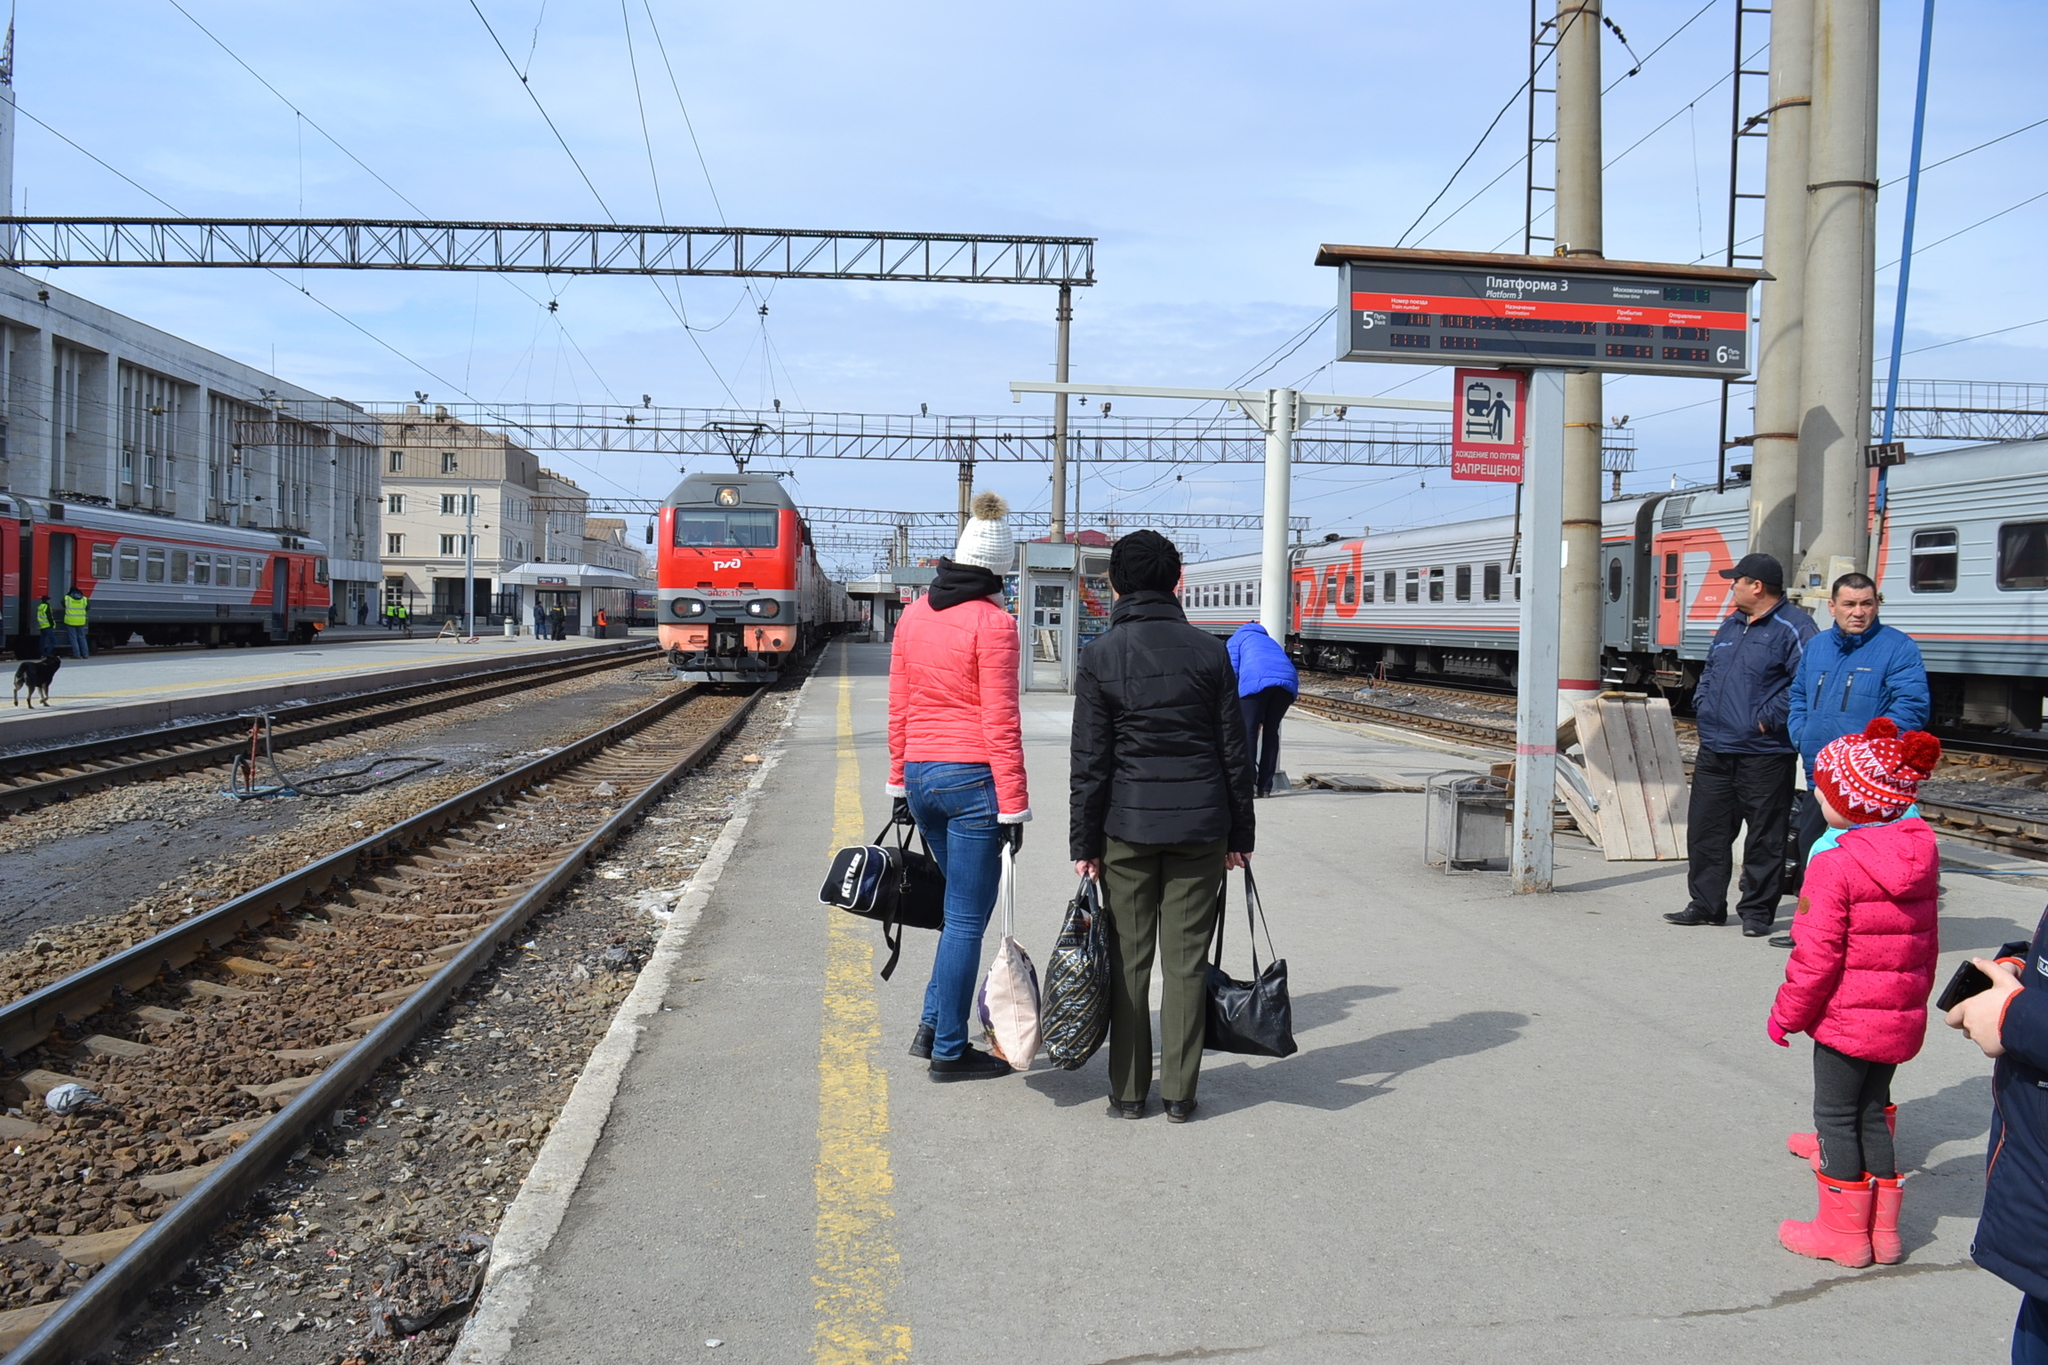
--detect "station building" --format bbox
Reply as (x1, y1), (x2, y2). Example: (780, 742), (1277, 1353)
(0, 268), (386, 620)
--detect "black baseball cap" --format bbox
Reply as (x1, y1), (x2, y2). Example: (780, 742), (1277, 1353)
(1718, 552), (1784, 589)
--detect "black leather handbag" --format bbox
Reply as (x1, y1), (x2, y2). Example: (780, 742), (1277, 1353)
(819, 816), (947, 980)
(1203, 866), (1297, 1058)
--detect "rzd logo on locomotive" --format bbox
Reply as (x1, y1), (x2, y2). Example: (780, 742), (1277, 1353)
(713, 558), (741, 571)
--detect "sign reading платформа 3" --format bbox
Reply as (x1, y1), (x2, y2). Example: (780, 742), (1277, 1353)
(1325, 249), (1759, 381)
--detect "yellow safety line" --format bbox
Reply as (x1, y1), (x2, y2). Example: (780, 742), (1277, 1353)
(814, 647), (911, 1363)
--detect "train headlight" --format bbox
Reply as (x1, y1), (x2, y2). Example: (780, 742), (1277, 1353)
(745, 599), (781, 618)
(670, 597), (708, 619)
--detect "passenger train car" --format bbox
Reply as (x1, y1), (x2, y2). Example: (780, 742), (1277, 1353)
(1180, 439), (2048, 732)
(3, 497), (332, 654)
(655, 471), (853, 682)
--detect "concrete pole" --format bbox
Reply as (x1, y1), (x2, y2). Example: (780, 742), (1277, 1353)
(1049, 285), (1072, 543)
(1553, 0), (1605, 704)
(1747, 0), (1814, 568)
(463, 484), (477, 638)
(956, 455), (973, 534)
(1513, 369), (1568, 894)
(1793, 0), (1879, 602)
(1258, 389), (1296, 643)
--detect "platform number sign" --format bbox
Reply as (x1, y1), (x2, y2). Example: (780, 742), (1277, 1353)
(1450, 368), (1527, 482)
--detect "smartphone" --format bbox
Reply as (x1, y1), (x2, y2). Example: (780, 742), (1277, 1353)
(1937, 960), (1993, 1014)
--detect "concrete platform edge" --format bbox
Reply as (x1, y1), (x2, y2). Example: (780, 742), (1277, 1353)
(449, 672), (811, 1365)
(0, 639), (642, 748)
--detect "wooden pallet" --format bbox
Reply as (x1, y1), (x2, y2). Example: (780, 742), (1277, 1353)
(1572, 695), (1689, 860)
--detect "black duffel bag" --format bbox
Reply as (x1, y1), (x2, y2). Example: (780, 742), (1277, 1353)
(1203, 866), (1297, 1058)
(819, 815), (946, 980)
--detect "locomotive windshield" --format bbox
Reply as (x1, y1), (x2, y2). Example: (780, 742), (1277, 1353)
(673, 509), (779, 548)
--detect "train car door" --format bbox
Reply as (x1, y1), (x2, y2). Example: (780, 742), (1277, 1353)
(0, 515), (18, 647)
(48, 531), (76, 599)
(269, 557), (290, 638)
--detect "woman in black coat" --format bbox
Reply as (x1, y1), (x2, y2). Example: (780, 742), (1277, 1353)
(1070, 530), (1255, 1122)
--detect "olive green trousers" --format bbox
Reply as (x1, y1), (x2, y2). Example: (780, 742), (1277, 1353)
(1100, 835), (1227, 1104)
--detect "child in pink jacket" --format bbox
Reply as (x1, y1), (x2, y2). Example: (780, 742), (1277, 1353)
(1768, 718), (1943, 1268)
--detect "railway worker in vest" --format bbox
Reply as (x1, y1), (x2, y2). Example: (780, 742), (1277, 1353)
(62, 586), (90, 659)
(1073, 530), (1256, 1122)
(1779, 573), (1931, 943)
(1226, 621), (1298, 798)
(887, 492), (1029, 1082)
(1666, 552), (1817, 937)
(35, 595), (57, 659)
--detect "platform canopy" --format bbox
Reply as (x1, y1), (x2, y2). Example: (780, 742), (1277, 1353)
(497, 563), (647, 590)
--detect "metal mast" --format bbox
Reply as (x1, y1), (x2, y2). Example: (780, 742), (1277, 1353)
(1553, 0), (1604, 701)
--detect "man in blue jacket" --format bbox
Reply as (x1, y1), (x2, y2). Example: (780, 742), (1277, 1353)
(1666, 552), (1817, 936)
(1779, 572), (1930, 927)
(1947, 916), (2048, 1363)
(1226, 622), (1299, 798)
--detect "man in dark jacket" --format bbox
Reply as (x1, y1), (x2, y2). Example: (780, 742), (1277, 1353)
(1779, 572), (1930, 928)
(1666, 552), (1817, 936)
(1071, 530), (1255, 1123)
(1946, 914), (2048, 1362)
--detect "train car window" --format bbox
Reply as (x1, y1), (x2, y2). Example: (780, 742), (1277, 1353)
(1997, 522), (2048, 591)
(92, 544), (113, 580)
(1342, 573), (1356, 606)
(315, 559), (329, 585)
(1428, 567), (1445, 603)
(1909, 529), (1958, 592)
(236, 557), (253, 588)
(1324, 572), (1337, 607)
(1662, 552), (1680, 599)
(193, 553), (211, 585)
(1455, 565), (1472, 601)
(1404, 569), (1419, 603)
(1361, 576), (1374, 603)
(673, 509), (779, 548)
(145, 548), (166, 583)
(1607, 558), (1623, 602)
(119, 546), (141, 581)
(1515, 574), (1522, 601)
(170, 550), (188, 583)
(1384, 571), (1396, 602)
(1250, 583), (1259, 606)
(1483, 564), (1501, 601)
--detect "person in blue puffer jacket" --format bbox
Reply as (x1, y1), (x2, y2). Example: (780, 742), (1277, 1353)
(1946, 909), (2048, 1364)
(1227, 622), (1298, 798)
(1781, 572), (1930, 918)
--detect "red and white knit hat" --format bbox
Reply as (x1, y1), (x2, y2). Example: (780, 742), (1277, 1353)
(1812, 717), (1943, 823)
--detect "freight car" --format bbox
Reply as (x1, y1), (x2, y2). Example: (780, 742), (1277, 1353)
(1178, 439), (2048, 732)
(3, 497), (332, 654)
(655, 471), (853, 682)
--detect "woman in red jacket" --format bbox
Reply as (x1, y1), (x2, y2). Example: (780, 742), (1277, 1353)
(887, 492), (1030, 1082)
(1768, 719), (1942, 1268)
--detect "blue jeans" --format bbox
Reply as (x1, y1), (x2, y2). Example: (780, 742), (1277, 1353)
(2017, 1295), (2048, 1365)
(905, 761), (1003, 1062)
(66, 625), (88, 658)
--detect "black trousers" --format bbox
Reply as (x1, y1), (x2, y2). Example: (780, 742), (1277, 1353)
(1813, 1040), (1897, 1181)
(1685, 747), (1796, 927)
(1784, 787), (1829, 900)
(1239, 686), (1292, 796)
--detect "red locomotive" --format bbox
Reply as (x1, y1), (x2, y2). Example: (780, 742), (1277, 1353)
(655, 471), (851, 681)
(4, 497), (332, 654)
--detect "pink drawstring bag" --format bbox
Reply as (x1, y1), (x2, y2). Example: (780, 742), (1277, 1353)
(977, 843), (1041, 1070)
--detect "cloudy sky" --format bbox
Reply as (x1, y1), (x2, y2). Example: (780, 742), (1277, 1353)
(15, 2), (2046, 571)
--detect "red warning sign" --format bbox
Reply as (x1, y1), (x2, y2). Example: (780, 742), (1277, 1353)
(1450, 367), (1526, 482)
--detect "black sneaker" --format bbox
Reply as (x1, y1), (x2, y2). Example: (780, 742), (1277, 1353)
(1164, 1099), (1197, 1124)
(1663, 907), (1728, 926)
(1107, 1098), (1145, 1120)
(929, 1046), (1012, 1083)
(908, 1023), (934, 1060)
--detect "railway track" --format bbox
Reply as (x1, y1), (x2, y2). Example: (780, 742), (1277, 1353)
(0, 680), (758, 1361)
(0, 642), (657, 816)
(1292, 689), (2048, 864)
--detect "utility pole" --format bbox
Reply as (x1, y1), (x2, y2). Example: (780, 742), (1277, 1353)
(1049, 284), (1072, 543)
(1553, 0), (1604, 703)
(956, 450), (974, 534)
(1256, 390), (1297, 643)
(1793, 0), (1879, 602)
(463, 484), (477, 639)
(1513, 370), (1568, 893)
(1747, 0), (1813, 568)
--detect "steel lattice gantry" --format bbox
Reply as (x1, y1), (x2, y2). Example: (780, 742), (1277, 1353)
(530, 499), (1309, 536)
(0, 218), (1094, 285)
(268, 400), (1639, 471)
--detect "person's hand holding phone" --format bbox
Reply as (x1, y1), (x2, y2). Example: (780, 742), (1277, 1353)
(1947, 957), (2024, 1058)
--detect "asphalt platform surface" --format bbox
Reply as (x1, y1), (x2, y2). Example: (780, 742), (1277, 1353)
(482, 641), (2035, 1364)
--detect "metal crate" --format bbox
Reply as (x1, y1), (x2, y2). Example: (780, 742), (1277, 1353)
(1424, 771), (1511, 872)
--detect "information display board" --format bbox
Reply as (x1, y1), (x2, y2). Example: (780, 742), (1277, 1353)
(1317, 247), (1763, 380)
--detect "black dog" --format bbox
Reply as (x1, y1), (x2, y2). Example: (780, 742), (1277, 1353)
(12, 655), (59, 707)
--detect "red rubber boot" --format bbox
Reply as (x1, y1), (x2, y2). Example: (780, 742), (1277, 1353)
(1779, 1171), (1876, 1267)
(1787, 1105), (1897, 1168)
(1871, 1176), (1904, 1264)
